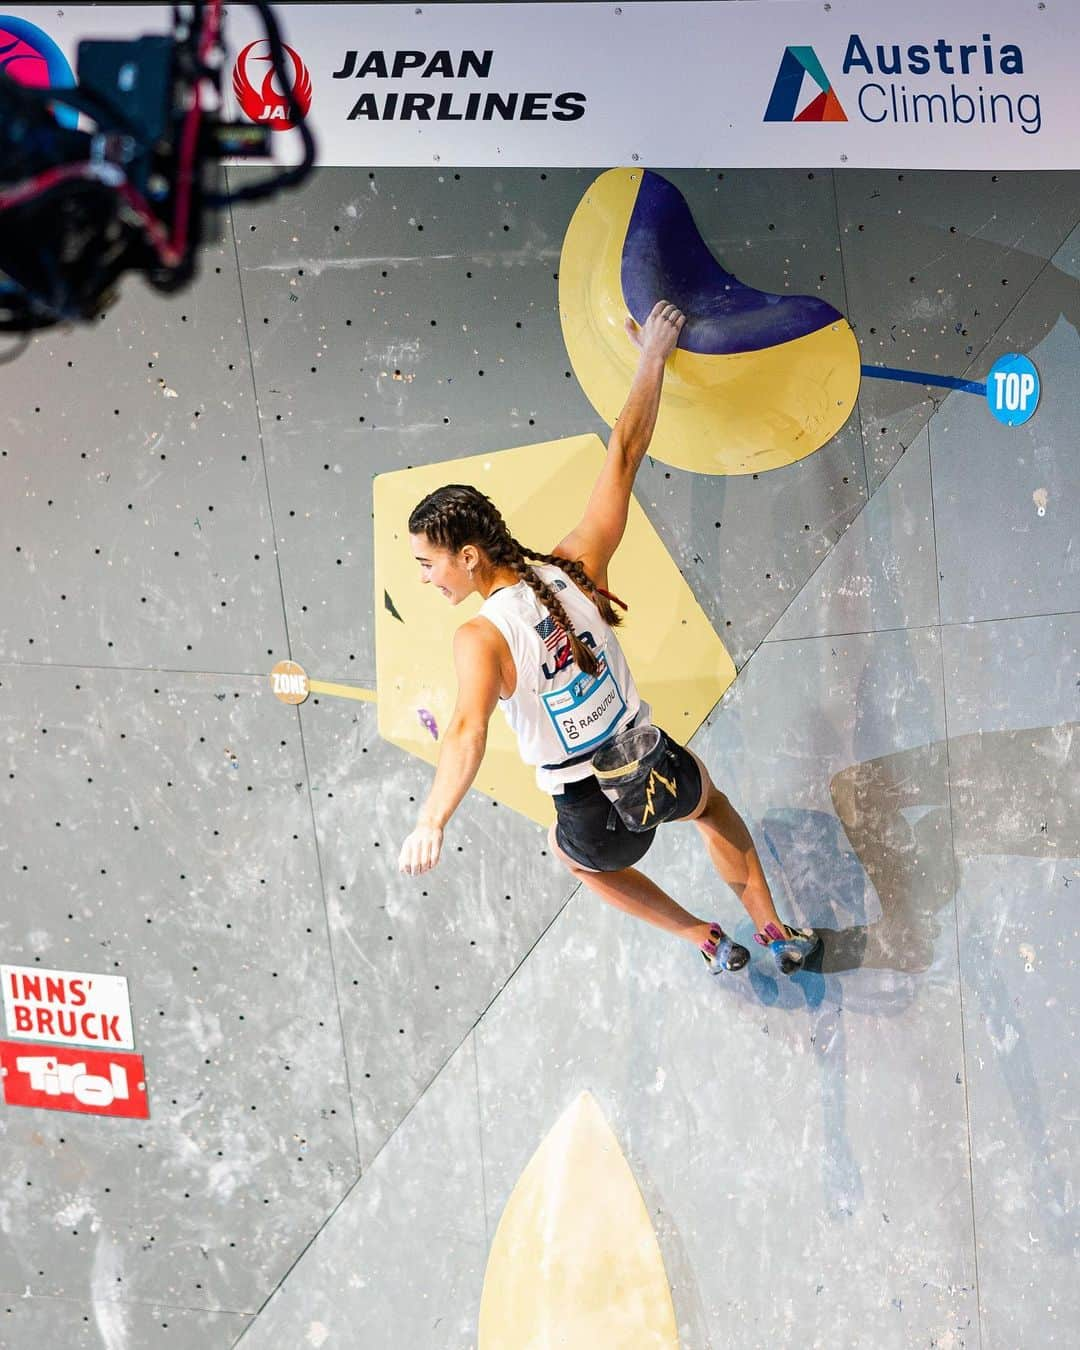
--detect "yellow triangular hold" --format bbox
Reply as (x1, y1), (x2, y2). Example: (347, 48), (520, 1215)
(478, 1091), (680, 1348)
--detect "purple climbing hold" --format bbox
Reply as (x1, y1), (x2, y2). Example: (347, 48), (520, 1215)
(417, 708), (439, 741)
(621, 170), (843, 355)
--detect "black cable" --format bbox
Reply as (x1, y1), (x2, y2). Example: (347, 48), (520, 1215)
(206, 0), (316, 204)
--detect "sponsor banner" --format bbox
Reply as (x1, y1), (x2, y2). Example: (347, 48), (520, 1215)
(2, 964), (135, 1050)
(0, 1040), (149, 1118)
(3, 2), (1080, 168)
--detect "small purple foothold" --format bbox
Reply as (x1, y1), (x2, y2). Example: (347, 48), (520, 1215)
(417, 708), (439, 741)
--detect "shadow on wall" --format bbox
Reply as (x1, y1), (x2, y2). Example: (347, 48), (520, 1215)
(713, 722), (1079, 1006)
(852, 231), (1080, 469)
(700, 721), (1078, 1226)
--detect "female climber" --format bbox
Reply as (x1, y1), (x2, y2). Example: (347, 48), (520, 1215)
(397, 300), (820, 977)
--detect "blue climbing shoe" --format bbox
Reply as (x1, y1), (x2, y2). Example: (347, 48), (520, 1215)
(755, 922), (821, 975)
(700, 924), (750, 974)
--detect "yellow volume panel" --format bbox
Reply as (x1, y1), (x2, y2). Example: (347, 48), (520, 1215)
(478, 1092), (680, 1348)
(373, 434), (735, 827)
(559, 168), (862, 476)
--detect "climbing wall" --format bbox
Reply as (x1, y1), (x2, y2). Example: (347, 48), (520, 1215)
(2, 164), (1079, 1349)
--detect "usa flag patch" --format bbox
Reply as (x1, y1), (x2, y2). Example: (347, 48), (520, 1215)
(534, 614), (567, 652)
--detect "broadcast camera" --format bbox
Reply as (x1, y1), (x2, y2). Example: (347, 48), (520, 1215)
(0, 1), (315, 334)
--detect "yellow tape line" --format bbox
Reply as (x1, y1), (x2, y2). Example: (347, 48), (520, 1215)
(307, 680), (378, 703)
(593, 758), (640, 780)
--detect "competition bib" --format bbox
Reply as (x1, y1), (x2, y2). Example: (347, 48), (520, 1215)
(541, 651), (627, 756)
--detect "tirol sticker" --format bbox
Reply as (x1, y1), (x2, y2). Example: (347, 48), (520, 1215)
(0, 1041), (149, 1119)
(2, 964), (134, 1050)
(270, 660), (310, 705)
(542, 651), (627, 755)
(986, 353), (1040, 426)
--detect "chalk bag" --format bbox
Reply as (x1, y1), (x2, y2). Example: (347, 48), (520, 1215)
(590, 724), (682, 834)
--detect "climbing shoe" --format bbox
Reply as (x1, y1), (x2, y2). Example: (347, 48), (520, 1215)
(754, 922), (821, 975)
(700, 924), (750, 973)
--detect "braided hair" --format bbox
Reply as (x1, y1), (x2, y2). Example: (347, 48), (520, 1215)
(408, 483), (622, 679)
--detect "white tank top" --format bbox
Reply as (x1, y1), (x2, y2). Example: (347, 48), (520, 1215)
(478, 563), (649, 794)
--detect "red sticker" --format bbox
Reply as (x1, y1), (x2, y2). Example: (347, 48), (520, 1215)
(0, 1040), (149, 1119)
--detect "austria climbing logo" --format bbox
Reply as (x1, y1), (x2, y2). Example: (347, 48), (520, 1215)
(763, 34), (1042, 136)
(232, 39), (313, 130)
(764, 46), (847, 122)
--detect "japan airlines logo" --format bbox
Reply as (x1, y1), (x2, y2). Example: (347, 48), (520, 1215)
(232, 39), (313, 130)
(764, 46), (847, 122)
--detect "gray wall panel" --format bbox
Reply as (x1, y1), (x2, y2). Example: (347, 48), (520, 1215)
(299, 698), (577, 1165)
(932, 300), (1080, 625)
(836, 169), (1080, 491)
(235, 1035), (486, 1350)
(768, 426), (939, 642)
(0, 664), (357, 1313)
(955, 855), (1079, 1350)
(1, 249), (288, 675)
(942, 614), (1080, 739)
(1052, 219), (1080, 281)
(636, 415), (868, 668)
(942, 617), (1080, 1348)
(0, 1298), (250, 1350)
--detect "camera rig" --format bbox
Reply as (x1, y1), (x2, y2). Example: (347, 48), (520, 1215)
(0, 1), (316, 333)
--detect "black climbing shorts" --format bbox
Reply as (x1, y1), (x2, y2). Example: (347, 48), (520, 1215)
(551, 729), (709, 873)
